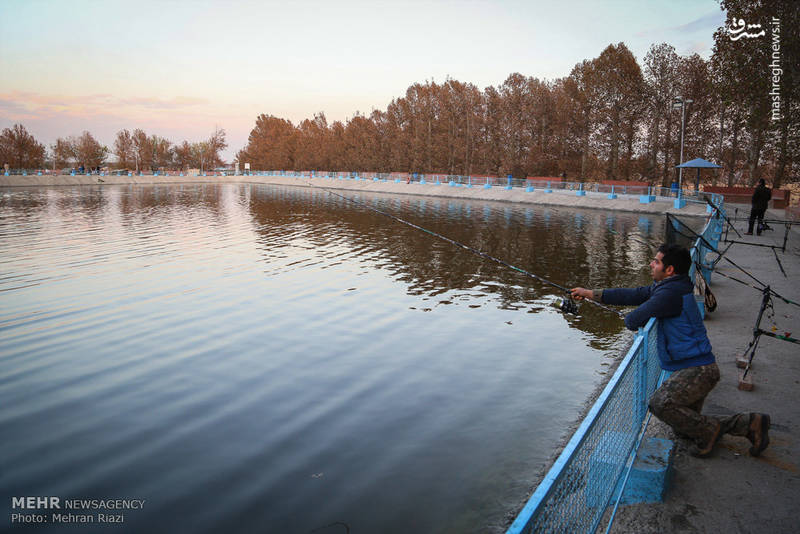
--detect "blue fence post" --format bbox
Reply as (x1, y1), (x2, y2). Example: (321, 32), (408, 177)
(544, 181), (552, 193)
(577, 182), (586, 196)
(484, 177), (491, 189)
(637, 327), (648, 422)
(526, 180), (534, 193)
(674, 189), (686, 209)
(608, 185), (617, 199)
(467, 176), (472, 188)
(506, 174), (513, 190)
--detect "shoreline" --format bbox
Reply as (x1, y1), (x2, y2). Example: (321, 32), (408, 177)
(0, 174), (711, 218)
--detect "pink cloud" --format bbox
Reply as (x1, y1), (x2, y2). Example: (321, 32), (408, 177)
(0, 92), (245, 161)
(117, 96), (209, 109)
(0, 91), (210, 121)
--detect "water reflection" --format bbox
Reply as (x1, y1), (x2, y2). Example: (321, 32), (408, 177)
(1, 184), (663, 534)
(246, 185), (661, 340)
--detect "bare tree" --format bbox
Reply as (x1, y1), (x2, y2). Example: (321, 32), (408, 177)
(192, 142), (210, 173)
(0, 124), (46, 169)
(74, 131), (108, 170)
(52, 138), (75, 170)
(207, 127), (227, 169)
(131, 129), (150, 173)
(173, 140), (193, 171)
(150, 135), (173, 170)
(113, 129), (134, 170)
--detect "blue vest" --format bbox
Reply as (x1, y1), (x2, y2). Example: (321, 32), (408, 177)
(656, 293), (715, 371)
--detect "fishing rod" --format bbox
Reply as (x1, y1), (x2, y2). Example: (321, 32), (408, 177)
(310, 182), (624, 318)
(704, 197), (742, 238)
(667, 213), (776, 292)
(671, 214), (800, 308)
(708, 266), (799, 307)
(741, 285), (800, 380)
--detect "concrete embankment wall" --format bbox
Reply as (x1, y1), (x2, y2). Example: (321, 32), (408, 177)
(0, 174), (710, 218)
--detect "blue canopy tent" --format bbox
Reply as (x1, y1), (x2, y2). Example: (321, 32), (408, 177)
(675, 158), (722, 192)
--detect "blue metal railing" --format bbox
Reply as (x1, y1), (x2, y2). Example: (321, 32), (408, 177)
(2, 168), (724, 210)
(507, 205), (724, 533)
(254, 170), (723, 209)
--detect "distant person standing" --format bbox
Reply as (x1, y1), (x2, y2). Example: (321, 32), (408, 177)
(746, 179), (771, 235)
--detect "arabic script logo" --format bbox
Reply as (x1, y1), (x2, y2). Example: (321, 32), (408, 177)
(728, 18), (766, 41)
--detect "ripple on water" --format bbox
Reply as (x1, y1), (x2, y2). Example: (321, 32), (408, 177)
(0, 184), (659, 533)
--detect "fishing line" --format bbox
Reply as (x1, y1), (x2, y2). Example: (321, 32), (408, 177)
(704, 265), (799, 308)
(671, 215), (800, 308)
(705, 197), (742, 238)
(668, 214), (772, 290)
(309, 182), (624, 318)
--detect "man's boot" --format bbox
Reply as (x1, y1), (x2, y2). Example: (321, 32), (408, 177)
(747, 413), (770, 456)
(690, 420), (721, 457)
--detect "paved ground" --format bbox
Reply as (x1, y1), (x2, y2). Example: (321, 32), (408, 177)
(608, 209), (800, 534)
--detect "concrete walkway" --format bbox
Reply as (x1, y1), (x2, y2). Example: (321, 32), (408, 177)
(609, 209), (800, 533)
(0, 174), (711, 218)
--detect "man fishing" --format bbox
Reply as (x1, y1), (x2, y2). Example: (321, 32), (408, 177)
(570, 243), (770, 458)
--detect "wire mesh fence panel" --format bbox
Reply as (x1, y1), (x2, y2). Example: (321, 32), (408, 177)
(508, 207), (723, 534)
(513, 333), (647, 534)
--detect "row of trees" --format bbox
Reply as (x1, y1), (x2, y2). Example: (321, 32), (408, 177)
(1, 124), (227, 173)
(52, 131), (109, 171)
(5, 2), (796, 186)
(237, 1), (797, 188)
(110, 127), (227, 173)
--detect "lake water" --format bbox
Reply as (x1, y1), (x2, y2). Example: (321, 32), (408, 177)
(1, 184), (662, 533)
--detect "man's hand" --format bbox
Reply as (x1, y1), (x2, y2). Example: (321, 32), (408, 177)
(570, 287), (594, 301)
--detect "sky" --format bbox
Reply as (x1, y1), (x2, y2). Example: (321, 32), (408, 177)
(0, 0), (726, 162)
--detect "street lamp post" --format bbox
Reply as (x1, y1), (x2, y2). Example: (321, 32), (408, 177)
(673, 97), (693, 192)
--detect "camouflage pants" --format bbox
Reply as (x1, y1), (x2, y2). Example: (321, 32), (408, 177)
(648, 363), (752, 446)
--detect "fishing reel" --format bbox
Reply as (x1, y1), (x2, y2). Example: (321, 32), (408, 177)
(558, 295), (580, 315)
